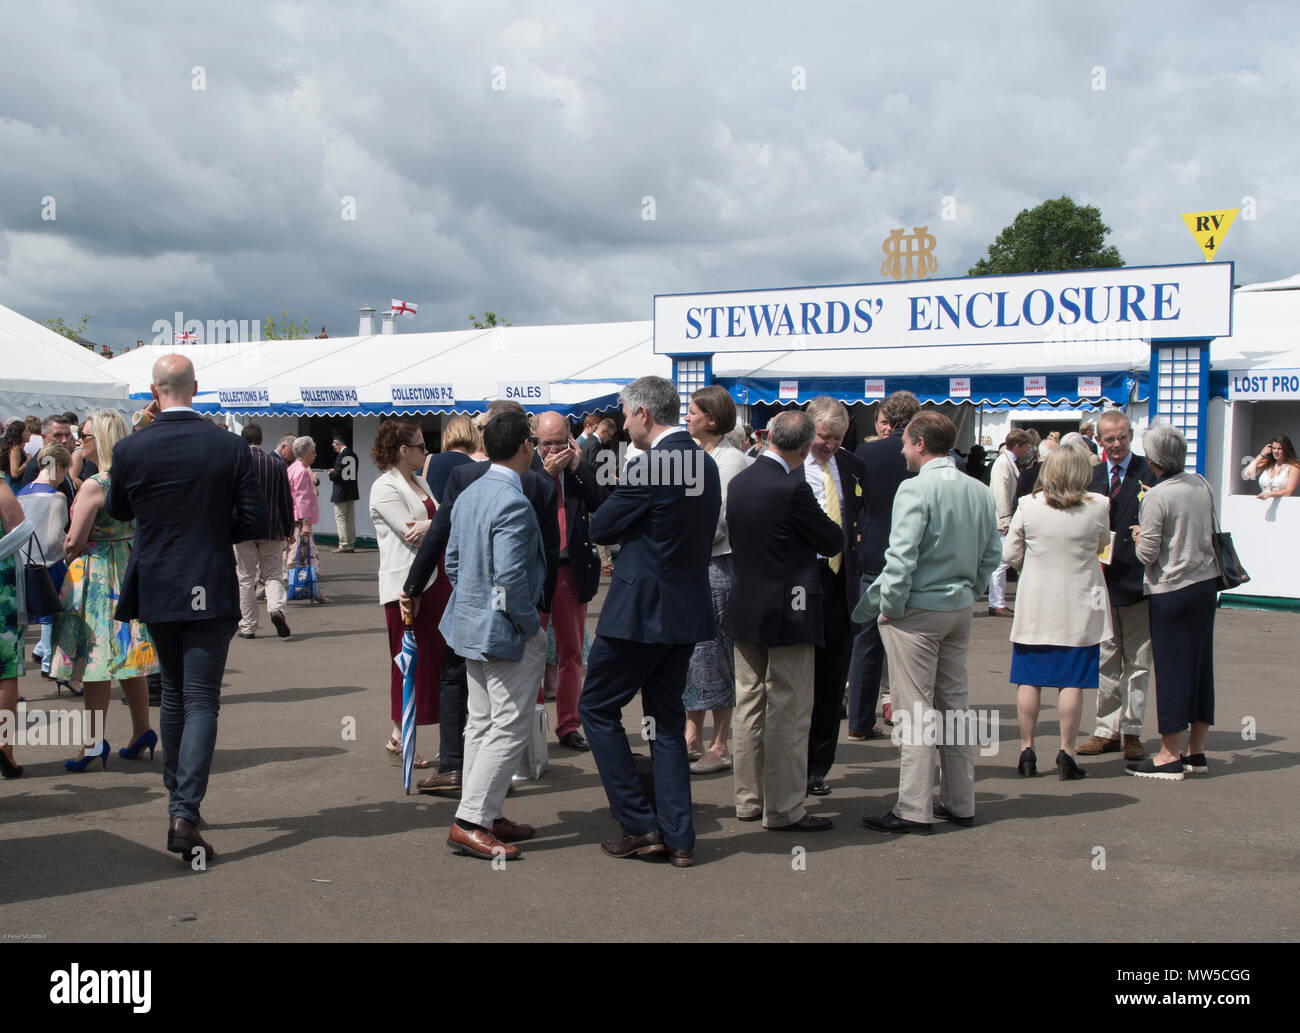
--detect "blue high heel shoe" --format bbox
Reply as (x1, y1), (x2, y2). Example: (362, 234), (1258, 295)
(64, 740), (110, 772)
(119, 729), (158, 761)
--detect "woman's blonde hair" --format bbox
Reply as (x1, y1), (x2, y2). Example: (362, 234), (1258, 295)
(442, 415), (480, 453)
(90, 409), (128, 474)
(1034, 443), (1092, 509)
(37, 442), (72, 477)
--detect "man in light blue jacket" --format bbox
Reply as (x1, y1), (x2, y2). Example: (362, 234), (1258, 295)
(853, 412), (1001, 835)
(437, 410), (547, 861)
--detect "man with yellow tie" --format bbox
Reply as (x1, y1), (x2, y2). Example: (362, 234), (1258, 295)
(801, 397), (867, 797)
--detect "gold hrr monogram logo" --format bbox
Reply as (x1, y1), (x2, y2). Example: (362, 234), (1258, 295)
(881, 226), (938, 281)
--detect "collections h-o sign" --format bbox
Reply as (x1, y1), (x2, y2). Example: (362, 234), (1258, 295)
(653, 263), (1233, 354)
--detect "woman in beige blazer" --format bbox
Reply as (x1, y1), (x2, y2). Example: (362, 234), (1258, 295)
(369, 420), (450, 768)
(1003, 444), (1112, 781)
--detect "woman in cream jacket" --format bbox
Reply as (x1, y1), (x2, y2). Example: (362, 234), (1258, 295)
(1003, 444), (1112, 781)
(369, 420), (451, 767)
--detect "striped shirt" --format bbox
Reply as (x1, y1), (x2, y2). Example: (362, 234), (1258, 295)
(249, 446), (294, 540)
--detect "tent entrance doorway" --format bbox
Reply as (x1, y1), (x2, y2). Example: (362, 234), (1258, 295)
(1011, 416), (1084, 442)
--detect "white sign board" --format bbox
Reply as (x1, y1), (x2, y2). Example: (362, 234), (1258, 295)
(1227, 369), (1300, 401)
(653, 262), (1233, 354)
(300, 386), (359, 406)
(499, 381), (550, 405)
(218, 388), (270, 408)
(1024, 375), (1047, 397)
(1078, 375), (1103, 396)
(392, 383), (455, 407)
(778, 380), (799, 400)
(949, 377), (971, 399)
(864, 378), (885, 399)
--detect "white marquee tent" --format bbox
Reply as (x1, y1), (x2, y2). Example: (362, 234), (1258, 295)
(0, 304), (130, 422)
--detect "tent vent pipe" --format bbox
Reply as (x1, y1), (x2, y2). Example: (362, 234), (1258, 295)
(358, 306), (376, 336)
(381, 312), (396, 335)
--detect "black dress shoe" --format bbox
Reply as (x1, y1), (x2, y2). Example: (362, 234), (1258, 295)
(932, 803), (975, 827)
(766, 814), (833, 832)
(862, 810), (932, 835)
(167, 817), (216, 860)
(559, 730), (589, 751)
(237, 631), (255, 639)
(806, 775), (832, 796)
(601, 831), (666, 858)
(666, 848), (693, 868)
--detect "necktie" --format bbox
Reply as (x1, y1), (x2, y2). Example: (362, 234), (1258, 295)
(820, 461), (843, 573)
(1110, 464), (1122, 500)
(555, 474), (568, 551)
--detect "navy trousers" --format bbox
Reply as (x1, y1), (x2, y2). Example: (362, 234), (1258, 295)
(146, 619), (236, 824)
(809, 564), (851, 778)
(579, 636), (695, 850)
(1149, 577), (1217, 734)
(437, 648), (468, 773)
(847, 572), (884, 734)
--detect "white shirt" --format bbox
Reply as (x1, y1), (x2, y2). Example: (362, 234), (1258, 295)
(803, 450), (843, 559)
(765, 452), (791, 474)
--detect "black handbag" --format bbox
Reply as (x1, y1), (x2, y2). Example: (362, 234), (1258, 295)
(1200, 477), (1250, 591)
(23, 533), (61, 621)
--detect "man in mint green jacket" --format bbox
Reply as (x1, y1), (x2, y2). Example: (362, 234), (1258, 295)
(853, 412), (1001, 834)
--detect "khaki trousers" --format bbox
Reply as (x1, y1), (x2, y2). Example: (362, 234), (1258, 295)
(234, 539), (287, 634)
(879, 607), (974, 824)
(333, 501), (356, 550)
(732, 640), (815, 827)
(1095, 599), (1151, 739)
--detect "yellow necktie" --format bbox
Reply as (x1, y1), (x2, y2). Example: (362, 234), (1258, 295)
(820, 461), (843, 573)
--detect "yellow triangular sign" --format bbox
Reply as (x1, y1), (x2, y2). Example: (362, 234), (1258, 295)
(1181, 208), (1239, 261)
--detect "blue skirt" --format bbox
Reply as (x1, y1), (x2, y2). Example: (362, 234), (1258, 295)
(1010, 643), (1099, 689)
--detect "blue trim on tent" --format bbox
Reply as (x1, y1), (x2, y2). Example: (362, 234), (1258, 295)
(716, 369), (1140, 407)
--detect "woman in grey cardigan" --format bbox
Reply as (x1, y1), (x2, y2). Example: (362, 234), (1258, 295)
(1128, 424), (1219, 781)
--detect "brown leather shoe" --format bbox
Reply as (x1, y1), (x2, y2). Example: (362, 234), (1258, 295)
(417, 770), (462, 794)
(666, 848), (693, 868)
(491, 817), (535, 842)
(601, 831), (666, 859)
(167, 818), (216, 860)
(988, 606), (1014, 618)
(1076, 735), (1121, 755)
(1123, 735), (1145, 761)
(447, 823), (520, 860)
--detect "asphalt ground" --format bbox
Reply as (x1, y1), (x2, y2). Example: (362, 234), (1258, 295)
(1, 549), (1297, 943)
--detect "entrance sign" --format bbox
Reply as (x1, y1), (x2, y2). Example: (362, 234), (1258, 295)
(1228, 369), (1300, 401)
(654, 263), (1233, 355)
(864, 378), (885, 399)
(778, 380), (799, 401)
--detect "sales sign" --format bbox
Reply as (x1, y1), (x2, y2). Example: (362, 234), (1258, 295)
(499, 381), (550, 404)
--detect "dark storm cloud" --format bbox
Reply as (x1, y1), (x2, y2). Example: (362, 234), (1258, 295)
(0, 0), (1295, 351)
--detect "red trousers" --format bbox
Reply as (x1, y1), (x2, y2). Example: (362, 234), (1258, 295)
(540, 565), (586, 738)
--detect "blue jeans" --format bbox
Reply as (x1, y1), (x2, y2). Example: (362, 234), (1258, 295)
(147, 619), (236, 824)
(847, 573), (884, 733)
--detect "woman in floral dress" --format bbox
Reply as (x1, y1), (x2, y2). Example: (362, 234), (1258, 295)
(49, 410), (158, 771)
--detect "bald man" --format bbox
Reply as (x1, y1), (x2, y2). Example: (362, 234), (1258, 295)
(534, 412), (607, 749)
(108, 354), (269, 865)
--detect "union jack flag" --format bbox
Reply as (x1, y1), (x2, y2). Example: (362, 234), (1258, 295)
(391, 299), (418, 318)
(174, 330), (198, 343)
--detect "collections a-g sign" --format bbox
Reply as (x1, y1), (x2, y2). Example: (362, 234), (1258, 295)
(218, 388), (270, 408)
(1228, 369), (1300, 401)
(652, 262), (1233, 355)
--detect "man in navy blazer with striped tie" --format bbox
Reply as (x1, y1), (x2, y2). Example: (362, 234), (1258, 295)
(579, 376), (721, 869)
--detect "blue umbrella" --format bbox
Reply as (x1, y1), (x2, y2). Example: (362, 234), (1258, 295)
(394, 614), (419, 793)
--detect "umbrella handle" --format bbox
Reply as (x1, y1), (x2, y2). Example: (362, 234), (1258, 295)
(404, 612), (413, 627)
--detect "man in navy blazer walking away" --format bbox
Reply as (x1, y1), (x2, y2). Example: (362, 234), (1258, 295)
(108, 355), (268, 864)
(579, 376), (721, 868)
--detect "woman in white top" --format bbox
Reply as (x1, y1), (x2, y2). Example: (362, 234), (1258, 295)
(369, 419), (450, 769)
(682, 386), (751, 773)
(1003, 444), (1112, 781)
(1242, 434), (1299, 499)
(17, 444), (72, 684)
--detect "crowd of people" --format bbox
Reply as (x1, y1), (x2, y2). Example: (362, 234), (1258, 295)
(0, 356), (1289, 863)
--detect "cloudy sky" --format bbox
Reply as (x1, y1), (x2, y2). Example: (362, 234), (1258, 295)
(1, 0), (1296, 351)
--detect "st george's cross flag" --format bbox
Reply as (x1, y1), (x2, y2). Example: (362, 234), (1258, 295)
(391, 299), (418, 318)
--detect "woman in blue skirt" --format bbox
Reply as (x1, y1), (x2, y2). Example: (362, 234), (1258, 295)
(1003, 444), (1113, 780)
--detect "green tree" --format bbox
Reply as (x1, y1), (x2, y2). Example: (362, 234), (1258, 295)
(41, 314), (91, 343)
(468, 311), (511, 329)
(968, 196), (1124, 276)
(263, 310), (311, 340)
